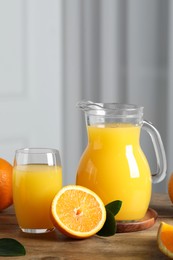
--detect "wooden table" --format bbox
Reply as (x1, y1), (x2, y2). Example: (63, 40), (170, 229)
(0, 193), (172, 259)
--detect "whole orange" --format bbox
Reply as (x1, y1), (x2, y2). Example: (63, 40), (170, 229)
(168, 173), (173, 203)
(0, 158), (13, 211)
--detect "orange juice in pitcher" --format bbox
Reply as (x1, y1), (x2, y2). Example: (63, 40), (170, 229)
(76, 101), (167, 221)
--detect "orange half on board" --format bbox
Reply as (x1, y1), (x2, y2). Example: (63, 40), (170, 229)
(51, 185), (106, 239)
(157, 222), (173, 258)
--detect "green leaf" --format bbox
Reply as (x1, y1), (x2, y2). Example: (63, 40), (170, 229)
(105, 200), (122, 216)
(97, 200), (122, 237)
(0, 238), (26, 256)
(97, 209), (116, 237)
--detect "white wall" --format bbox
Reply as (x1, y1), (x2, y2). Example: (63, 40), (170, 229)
(0, 0), (63, 175)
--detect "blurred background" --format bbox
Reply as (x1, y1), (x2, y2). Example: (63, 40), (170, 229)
(0, 0), (172, 192)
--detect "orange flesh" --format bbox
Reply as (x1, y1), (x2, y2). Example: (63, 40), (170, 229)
(56, 190), (103, 232)
(161, 225), (173, 252)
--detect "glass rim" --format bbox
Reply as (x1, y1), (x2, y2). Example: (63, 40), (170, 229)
(77, 100), (144, 116)
(15, 148), (60, 155)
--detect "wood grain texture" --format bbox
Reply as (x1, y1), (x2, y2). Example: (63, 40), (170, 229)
(0, 193), (171, 259)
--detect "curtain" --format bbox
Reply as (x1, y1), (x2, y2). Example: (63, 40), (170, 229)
(62, 0), (171, 193)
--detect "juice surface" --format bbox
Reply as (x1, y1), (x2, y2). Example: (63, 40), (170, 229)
(13, 164), (62, 229)
(76, 124), (152, 221)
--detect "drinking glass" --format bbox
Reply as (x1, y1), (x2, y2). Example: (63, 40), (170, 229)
(13, 148), (62, 233)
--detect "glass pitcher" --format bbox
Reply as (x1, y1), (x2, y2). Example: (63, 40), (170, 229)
(76, 101), (167, 221)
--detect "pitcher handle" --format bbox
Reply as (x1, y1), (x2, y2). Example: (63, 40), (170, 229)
(142, 120), (167, 183)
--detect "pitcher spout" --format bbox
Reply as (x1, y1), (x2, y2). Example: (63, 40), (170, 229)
(76, 100), (103, 111)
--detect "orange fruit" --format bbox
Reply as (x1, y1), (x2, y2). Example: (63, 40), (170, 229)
(0, 158), (13, 211)
(168, 174), (173, 203)
(157, 222), (173, 258)
(51, 185), (106, 239)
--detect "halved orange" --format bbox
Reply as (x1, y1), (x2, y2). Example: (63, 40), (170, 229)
(157, 221), (173, 258)
(51, 185), (106, 239)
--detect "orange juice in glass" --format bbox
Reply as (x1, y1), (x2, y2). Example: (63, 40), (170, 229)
(76, 101), (167, 221)
(13, 148), (62, 233)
